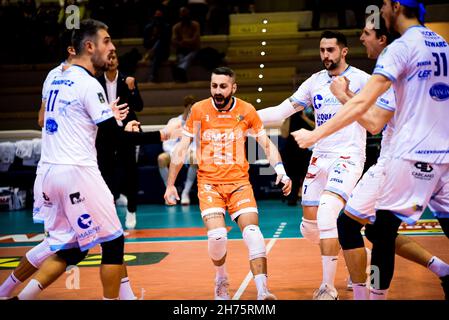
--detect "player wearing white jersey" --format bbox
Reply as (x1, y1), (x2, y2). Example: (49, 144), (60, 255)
(293, 0), (449, 300)
(15, 19), (175, 301)
(258, 31), (371, 300)
(330, 14), (449, 300)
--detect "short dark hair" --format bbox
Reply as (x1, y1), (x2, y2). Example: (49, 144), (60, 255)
(367, 13), (400, 44)
(212, 66), (236, 80)
(320, 30), (348, 48)
(71, 19), (108, 55)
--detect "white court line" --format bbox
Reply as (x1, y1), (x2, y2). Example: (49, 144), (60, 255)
(232, 222), (287, 300)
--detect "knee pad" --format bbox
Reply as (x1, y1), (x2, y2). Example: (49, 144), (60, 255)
(207, 227), (227, 261)
(26, 240), (54, 268)
(337, 213), (365, 250)
(101, 234), (125, 265)
(242, 225), (266, 260)
(364, 223), (377, 243)
(317, 194), (345, 239)
(300, 218), (320, 245)
(56, 247), (89, 266)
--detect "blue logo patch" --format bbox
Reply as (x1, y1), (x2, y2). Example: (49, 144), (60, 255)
(313, 94), (323, 110)
(429, 83), (449, 101)
(45, 118), (58, 134)
(77, 214), (92, 229)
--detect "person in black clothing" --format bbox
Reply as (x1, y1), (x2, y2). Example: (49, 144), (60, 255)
(142, 9), (172, 82)
(96, 52), (144, 230)
(281, 110), (314, 206)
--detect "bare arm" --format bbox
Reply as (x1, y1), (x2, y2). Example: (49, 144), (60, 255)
(293, 75), (392, 148)
(164, 135), (193, 204)
(358, 106), (394, 135)
(38, 101), (45, 128)
(330, 76), (391, 134)
(257, 98), (300, 126)
(256, 133), (292, 196)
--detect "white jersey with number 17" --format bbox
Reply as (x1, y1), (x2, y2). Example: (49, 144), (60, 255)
(40, 65), (113, 167)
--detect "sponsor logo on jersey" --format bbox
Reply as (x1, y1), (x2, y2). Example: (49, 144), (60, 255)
(77, 214), (92, 229)
(70, 192), (85, 205)
(51, 79), (74, 87)
(236, 115), (244, 122)
(424, 40), (447, 48)
(202, 129), (243, 142)
(313, 94), (323, 110)
(429, 83), (449, 101)
(330, 178), (343, 184)
(45, 118), (58, 134)
(418, 70), (432, 80)
(97, 92), (106, 103)
(417, 61), (431, 67)
(42, 192), (50, 201)
(413, 162), (435, 181)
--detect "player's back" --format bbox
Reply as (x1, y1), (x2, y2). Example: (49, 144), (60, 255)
(40, 65), (113, 167)
(375, 26), (449, 163)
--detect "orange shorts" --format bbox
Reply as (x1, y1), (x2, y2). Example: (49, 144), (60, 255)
(197, 182), (258, 221)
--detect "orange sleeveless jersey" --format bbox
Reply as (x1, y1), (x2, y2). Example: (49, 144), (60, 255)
(183, 97), (266, 184)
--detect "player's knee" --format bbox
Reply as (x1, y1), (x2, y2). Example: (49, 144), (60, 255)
(337, 213), (364, 250)
(157, 153), (170, 167)
(26, 241), (53, 269)
(242, 225), (266, 260)
(317, 194), (344, 239)
(56, 247), (89, 266)
(101, 234), (125, 265)
(207, 227), (227, 261)
(300, 218), (320, 245)
(369, 210), (401, 245)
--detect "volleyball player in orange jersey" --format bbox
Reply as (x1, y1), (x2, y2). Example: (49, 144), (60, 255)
(164, 66), (292, 300)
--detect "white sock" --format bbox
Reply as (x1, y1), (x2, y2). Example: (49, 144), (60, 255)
(119, 277), (136, 300)
(322, 255), (338, 287)
(0, 273), (22, 297)
(183, 166), (197, 194)
(369, 288), (388, 300)
(254, 274), (268, 295)
(427, 256), (449, 277)
(103, 296), (119, 300)
(215, 264), (227, 279)
(159, 167), (168, 186)
(353, 283), (369, 300)
(17, 279), (43, 300)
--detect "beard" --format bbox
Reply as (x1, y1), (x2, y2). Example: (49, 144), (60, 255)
(322, 57), (340, 71)
(91, 52), (109, 74)
(213, 94), (232, 109)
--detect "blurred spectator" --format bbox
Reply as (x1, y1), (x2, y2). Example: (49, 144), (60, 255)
(187, 0), (208, 35)
(171, 6), (201, 82)
(205, 0), (230, 35)
(230, 0), (255, 14)
(142, 9), (172, 82)
(158, 95), (197, 205)
(96, 52), (144, 229)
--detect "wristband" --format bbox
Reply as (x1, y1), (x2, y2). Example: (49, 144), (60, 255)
(274, 162), (286, 175)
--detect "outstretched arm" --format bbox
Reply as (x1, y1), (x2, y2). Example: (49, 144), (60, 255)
(256, 133), (292, 196)
(292, 74), (391, 148)
(164, 135), (193, 205)
(257, 98), (300, 126)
